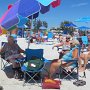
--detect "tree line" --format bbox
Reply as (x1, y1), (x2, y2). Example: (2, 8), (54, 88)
(25, 19), (76, 34)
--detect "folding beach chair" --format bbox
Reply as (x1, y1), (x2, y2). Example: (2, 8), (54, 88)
(47, 32), (53, 38)
(58, 44), (86, 80)
(45, 32), (54, 45)
(0, 42), (11, 70)
(81, 36), (88, 48)
(59, 59), (79, 80)
(21, 49), (49, 86)
(58, 45), (81, 80)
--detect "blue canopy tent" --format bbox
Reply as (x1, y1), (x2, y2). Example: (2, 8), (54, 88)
(64, 23), (77, 34)
(64, 23), (77, 27)
(77, 26), (90, 31)
(77, 26), (90, 35)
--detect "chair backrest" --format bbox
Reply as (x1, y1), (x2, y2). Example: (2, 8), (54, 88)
(1, 42), (7, 59)
(25, 49), (43, 61)
(81, 36), (88, 45)
(40, 32), (43, 37)
(48, 32), (53, 39)
(1, 42), (7, 47)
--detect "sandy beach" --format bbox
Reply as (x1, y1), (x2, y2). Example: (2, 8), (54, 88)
(0, 36), (90, 90)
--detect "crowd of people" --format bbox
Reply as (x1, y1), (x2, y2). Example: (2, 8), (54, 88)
(0, 31), (90, 80)
(49, 34), (90, 78)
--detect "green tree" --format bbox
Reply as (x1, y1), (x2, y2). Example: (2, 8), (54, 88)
(33, 19), (48, 32)
(33, 19), (42, 32)
(42, 21), (48, 28)
(36, 20), (42, 29)
(33, 19), (37, 30)
(60, 21), (76, 35)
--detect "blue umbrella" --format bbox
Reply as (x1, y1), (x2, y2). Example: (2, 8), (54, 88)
(64, 23), (77, 27)
(18, 24), (28, 28)
(36, 0), (56, 6)
(77, 26), (90, 31)
(0, 0), (61, 30)
(1, 0), (41, 30)
(28, 4), (50, 19)
(17, 15), (29, 27)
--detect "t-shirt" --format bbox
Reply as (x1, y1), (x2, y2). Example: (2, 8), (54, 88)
(62, 42), (70, 50)
(2, 43), (21, 59)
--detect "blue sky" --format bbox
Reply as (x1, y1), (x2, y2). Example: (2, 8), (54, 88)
(0, 0), (90, 28)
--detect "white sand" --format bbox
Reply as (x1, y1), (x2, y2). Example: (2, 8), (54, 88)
(0, 36), (90, 90)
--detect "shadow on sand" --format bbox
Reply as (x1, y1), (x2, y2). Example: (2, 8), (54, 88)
(3, 65), (14, 78)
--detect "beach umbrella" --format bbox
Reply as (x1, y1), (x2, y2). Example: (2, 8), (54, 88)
(0, 0), (41, 30)
(64, 23), (77, 27)
(0, 26), (7, 36)
(64, 23), (77, 34)
(77, 26), (90, 35)
(0, 0), (61, 30)
(77, 26), (90, 31)
(36, 0), (56, 6)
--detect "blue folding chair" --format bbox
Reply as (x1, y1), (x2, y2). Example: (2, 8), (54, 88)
(47, 32), (53, 39)
(58, 45), (80, 80)
(81, 36), (88, 48)
(40, 32), (43, 38)
(21, 49), (50, 86)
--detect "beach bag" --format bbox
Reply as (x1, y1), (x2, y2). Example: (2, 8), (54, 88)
(42, 78), (61, 89)
(73, 80), (86, 86)
(23, 58), (44, 80)
(26, 58), (44, 71)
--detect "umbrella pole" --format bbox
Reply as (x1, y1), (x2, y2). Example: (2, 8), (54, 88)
(27, 16), (33, 49)
(22, 28), (23, 38)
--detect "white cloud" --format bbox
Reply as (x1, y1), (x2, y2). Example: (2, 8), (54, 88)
(72, 2), (88, 7)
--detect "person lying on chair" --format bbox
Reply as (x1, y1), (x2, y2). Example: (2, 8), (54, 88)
(0, 36), (25, 79)
(50, 40), (79, 78)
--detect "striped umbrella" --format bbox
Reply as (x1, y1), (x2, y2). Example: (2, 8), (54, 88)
(0, 0), (61, 30)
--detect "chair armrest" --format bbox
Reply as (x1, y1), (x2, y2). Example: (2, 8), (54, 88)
(43, 58), (51, 63)
(15, 57), (26, 63)
(63, 59), (78, 63)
